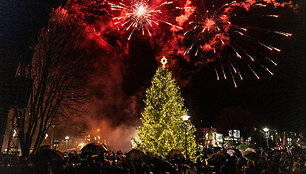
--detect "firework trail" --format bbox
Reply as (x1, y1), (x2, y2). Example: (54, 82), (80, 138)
(180, 0), (297, 87)
(109, 0), (183, 40)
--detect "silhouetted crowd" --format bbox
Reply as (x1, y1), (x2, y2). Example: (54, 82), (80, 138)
(0, 146), (305, 174)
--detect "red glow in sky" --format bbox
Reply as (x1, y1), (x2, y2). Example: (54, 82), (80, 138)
(204, 19), (215, 30)
(110, 0), (182, 40)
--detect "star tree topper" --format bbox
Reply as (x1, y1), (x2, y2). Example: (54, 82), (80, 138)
(161, 56), (167, 68)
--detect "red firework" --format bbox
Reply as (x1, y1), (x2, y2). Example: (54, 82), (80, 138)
(180, 0), (297, 87)
(109, 0), (182, 40)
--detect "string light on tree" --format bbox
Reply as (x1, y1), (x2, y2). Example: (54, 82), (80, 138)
(132, 57), (197, 158)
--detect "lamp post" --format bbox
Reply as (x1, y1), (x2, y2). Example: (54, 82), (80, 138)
(51, 124), (55, 149)
(263, 127), (269, 148)
(181, 115), (190, 159)
(65, 136), (69, 151)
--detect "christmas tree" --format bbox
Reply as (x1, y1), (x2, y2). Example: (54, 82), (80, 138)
(134, 57), (198, 158)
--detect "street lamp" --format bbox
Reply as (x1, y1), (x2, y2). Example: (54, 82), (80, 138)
(263, 127), (269, 148)
(181, 115), (190, 159)
(51, 124), (55, 149)
(65, 136), (69, 151)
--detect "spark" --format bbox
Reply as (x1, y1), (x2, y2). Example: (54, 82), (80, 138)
(266, 14), (279, 18)
(235, 31), (244, 35)
(261, 65), (274, 75)
(230, 67), (238, 88)
(244, 51), (255, 61)
(221, 61), (227, 80)
(180, 0), (295, 87)
(273, 47), (281, 52)
(265, 57), (278, 66)
(253, 3), (266, 7)
(248, 64), (260, 79)
(195, 47), (199, 56)
(215, 68), (220, 80)
(259, 42), (273, 51)
(274, 31), (292, 37)
(231, 64), (237, 73)
(237, 69), (243, 80)
(110, 0), (181, 40)
(232, 47), (242, 58)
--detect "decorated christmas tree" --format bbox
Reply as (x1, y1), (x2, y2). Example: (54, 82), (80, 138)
(134, 57), (198, 158)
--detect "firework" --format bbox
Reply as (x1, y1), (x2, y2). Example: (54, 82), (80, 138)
(110, 0), (182, 40)
(181, 0), (296, 87)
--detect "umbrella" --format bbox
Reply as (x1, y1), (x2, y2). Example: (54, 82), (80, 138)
(152, 157), (173, 173)
(236, 144), (248, 150)
(244, 148), (256, 153)
(227, 149), (236, 156)
(126, 149), (147, 161)
(242, 150), (261, 161)
(33, 149), (65, 164)
(208, 151), (230, 165)
(168, 149), (181, 158)
(146, 152), (155, 161)
(81, 143), (108, 157)
(216, 150), (230, 158)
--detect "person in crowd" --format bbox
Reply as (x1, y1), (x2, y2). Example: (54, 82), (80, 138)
(1, 144), (305, 174)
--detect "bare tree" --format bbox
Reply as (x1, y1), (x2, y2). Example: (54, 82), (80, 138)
(16, 8), (89, 161)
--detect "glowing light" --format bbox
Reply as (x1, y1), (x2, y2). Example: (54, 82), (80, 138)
(215, 69), (220, 80)
(259, 42), (273, 51)
(248, 65), (260, 80)
(267, 14), (279, 18)
(181, 115), (190, 121)
(205, 19), (215, 29)
(78, 142), (85, 149)
(180, 0), (294, 87)
(273, 47), (281, 52)
(230, 70), (237, 88)
(161, 56), (168, 68)
(13, 129), (17, 138)
(110, 0), (181, 40)
(136, 5), (146, 16)
(265, 57), (278, 66)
